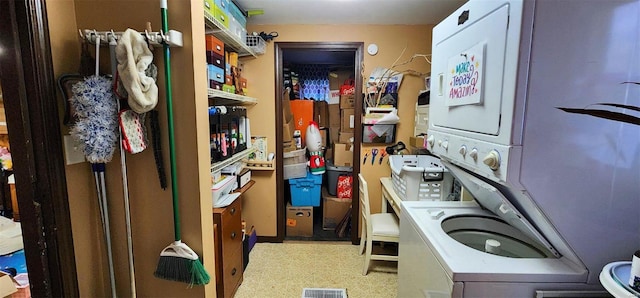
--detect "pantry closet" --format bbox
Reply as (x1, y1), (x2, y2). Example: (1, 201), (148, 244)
(274, 42), (364, 243)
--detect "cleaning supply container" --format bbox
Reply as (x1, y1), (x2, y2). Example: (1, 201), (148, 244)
(326, 160), (352, 196)
(289, 170), (323, 206)
(389, 155), (454, 201)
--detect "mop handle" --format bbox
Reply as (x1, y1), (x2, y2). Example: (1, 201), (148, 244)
(95, 34), (100, 76)
(110, 39), (137, 297)
(99, 172), (117, 298)
(161, 5), (181, 241)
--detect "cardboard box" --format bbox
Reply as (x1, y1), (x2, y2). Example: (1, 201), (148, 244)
(339, 94), (355, 109)
(329, 70), (353, 89)
(314, 100), (329, 128)
(283, 91), (293, 123)
(341, 108), (355, 133)
(410, 136), (426, 148)
(286, 203), (313, 237)
(339, 132), (354, 144)
(322, 187), (352, 230)
(283, 118), (296, 143)
(319, 128), (327, 148)
(328, 104), (341, 127)
(0, 272), (17, 298)
(333, 143), (353, 167)
(329, 127), (340, 145)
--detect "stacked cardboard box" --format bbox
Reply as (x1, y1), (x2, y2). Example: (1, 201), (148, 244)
(331, 93), (355, 167)
(322, 187), (352, 230)
(282, 90), (297, 152)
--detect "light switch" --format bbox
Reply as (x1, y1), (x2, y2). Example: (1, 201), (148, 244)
(63, 135), (86, 165)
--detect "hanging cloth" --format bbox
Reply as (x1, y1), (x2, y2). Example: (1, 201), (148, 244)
(115, 29), (158, 113)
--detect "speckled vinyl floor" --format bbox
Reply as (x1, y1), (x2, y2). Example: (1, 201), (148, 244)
(235, 241), (398, 298)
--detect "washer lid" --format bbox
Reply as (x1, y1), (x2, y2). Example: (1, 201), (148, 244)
(442, 160), (560, 258)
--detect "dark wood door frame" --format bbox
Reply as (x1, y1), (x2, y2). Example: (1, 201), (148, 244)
(0, 0), (78, 296)
(273, 42), (364, 244)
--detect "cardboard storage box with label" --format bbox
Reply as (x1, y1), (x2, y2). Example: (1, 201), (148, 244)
(340, 108), (354, 133)
(286, 203), (313, 237)
(339, 94), (355, 109)
(322, 187), (352, 230)
(332, 143), (353, 167)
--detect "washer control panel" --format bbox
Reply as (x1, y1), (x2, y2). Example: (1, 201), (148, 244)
(427, 131), (510, 183)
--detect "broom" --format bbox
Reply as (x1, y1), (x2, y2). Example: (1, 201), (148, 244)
(153, 0), (210, 285)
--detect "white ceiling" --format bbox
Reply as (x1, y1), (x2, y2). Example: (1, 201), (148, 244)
(235, 0), (467, 25)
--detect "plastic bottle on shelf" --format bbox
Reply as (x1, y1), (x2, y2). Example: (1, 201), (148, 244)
(293, 130), (302, 149)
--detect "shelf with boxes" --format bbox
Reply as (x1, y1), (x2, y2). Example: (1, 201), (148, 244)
(204, 0), (256, 58)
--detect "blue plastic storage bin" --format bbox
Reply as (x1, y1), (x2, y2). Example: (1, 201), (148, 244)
(290, 171), (323, 207)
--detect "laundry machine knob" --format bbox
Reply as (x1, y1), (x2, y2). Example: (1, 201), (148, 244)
(470, 148), (478, 161)
(482, 150), (501, 170)
(442, 141), (449, 150)
(437, 140), (442, 147)
(458, 145), (467, 157)
(427, 135), (435, 148)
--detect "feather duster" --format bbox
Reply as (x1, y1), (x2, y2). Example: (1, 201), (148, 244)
(69, 75), (118, 164)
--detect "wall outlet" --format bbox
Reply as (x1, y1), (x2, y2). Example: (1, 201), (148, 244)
(63, 135), (85, 165)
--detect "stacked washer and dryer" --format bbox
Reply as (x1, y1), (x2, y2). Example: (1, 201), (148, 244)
(398, 0), (640, 297)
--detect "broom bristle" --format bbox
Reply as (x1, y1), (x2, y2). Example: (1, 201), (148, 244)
(154, 256), (211, 286)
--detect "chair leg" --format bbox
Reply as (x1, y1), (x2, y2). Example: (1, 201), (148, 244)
(362, 235), (373, 275)
(359, 221), (366, 255)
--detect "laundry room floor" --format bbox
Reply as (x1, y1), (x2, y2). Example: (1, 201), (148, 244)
(235, 241), (397, 298)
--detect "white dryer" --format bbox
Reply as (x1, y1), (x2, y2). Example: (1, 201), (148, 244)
(399, 0), (640, 296)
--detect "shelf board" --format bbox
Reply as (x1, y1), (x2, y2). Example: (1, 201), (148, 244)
(210, 147), (256, 173)
(204, 10), (256, 58)
(208, 88), (257, 105)
(243, 159), (275, 171)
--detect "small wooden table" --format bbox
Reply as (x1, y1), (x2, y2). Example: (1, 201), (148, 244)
(380, 177), (402, 216)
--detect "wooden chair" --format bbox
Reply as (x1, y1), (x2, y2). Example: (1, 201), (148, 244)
(358, 174), (399, 275)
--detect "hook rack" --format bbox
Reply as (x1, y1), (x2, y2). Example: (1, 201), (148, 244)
(80, 29), (183, 47)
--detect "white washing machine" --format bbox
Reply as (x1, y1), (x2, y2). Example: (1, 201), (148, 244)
(397, 167), (602, 297)
(399, 0), (640, 296)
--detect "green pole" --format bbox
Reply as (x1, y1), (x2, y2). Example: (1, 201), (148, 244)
(160, 1), (180, 241)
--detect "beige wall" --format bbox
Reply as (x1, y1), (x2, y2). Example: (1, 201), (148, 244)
(45, 0), (105, 295)
(48, 0), (213, 296)
(243, 24), (433, 237)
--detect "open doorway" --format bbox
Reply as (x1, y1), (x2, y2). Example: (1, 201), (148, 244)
(0, 1), (78, 296)
(0, 79), (31, 295)
(274, 42), (364, 244)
